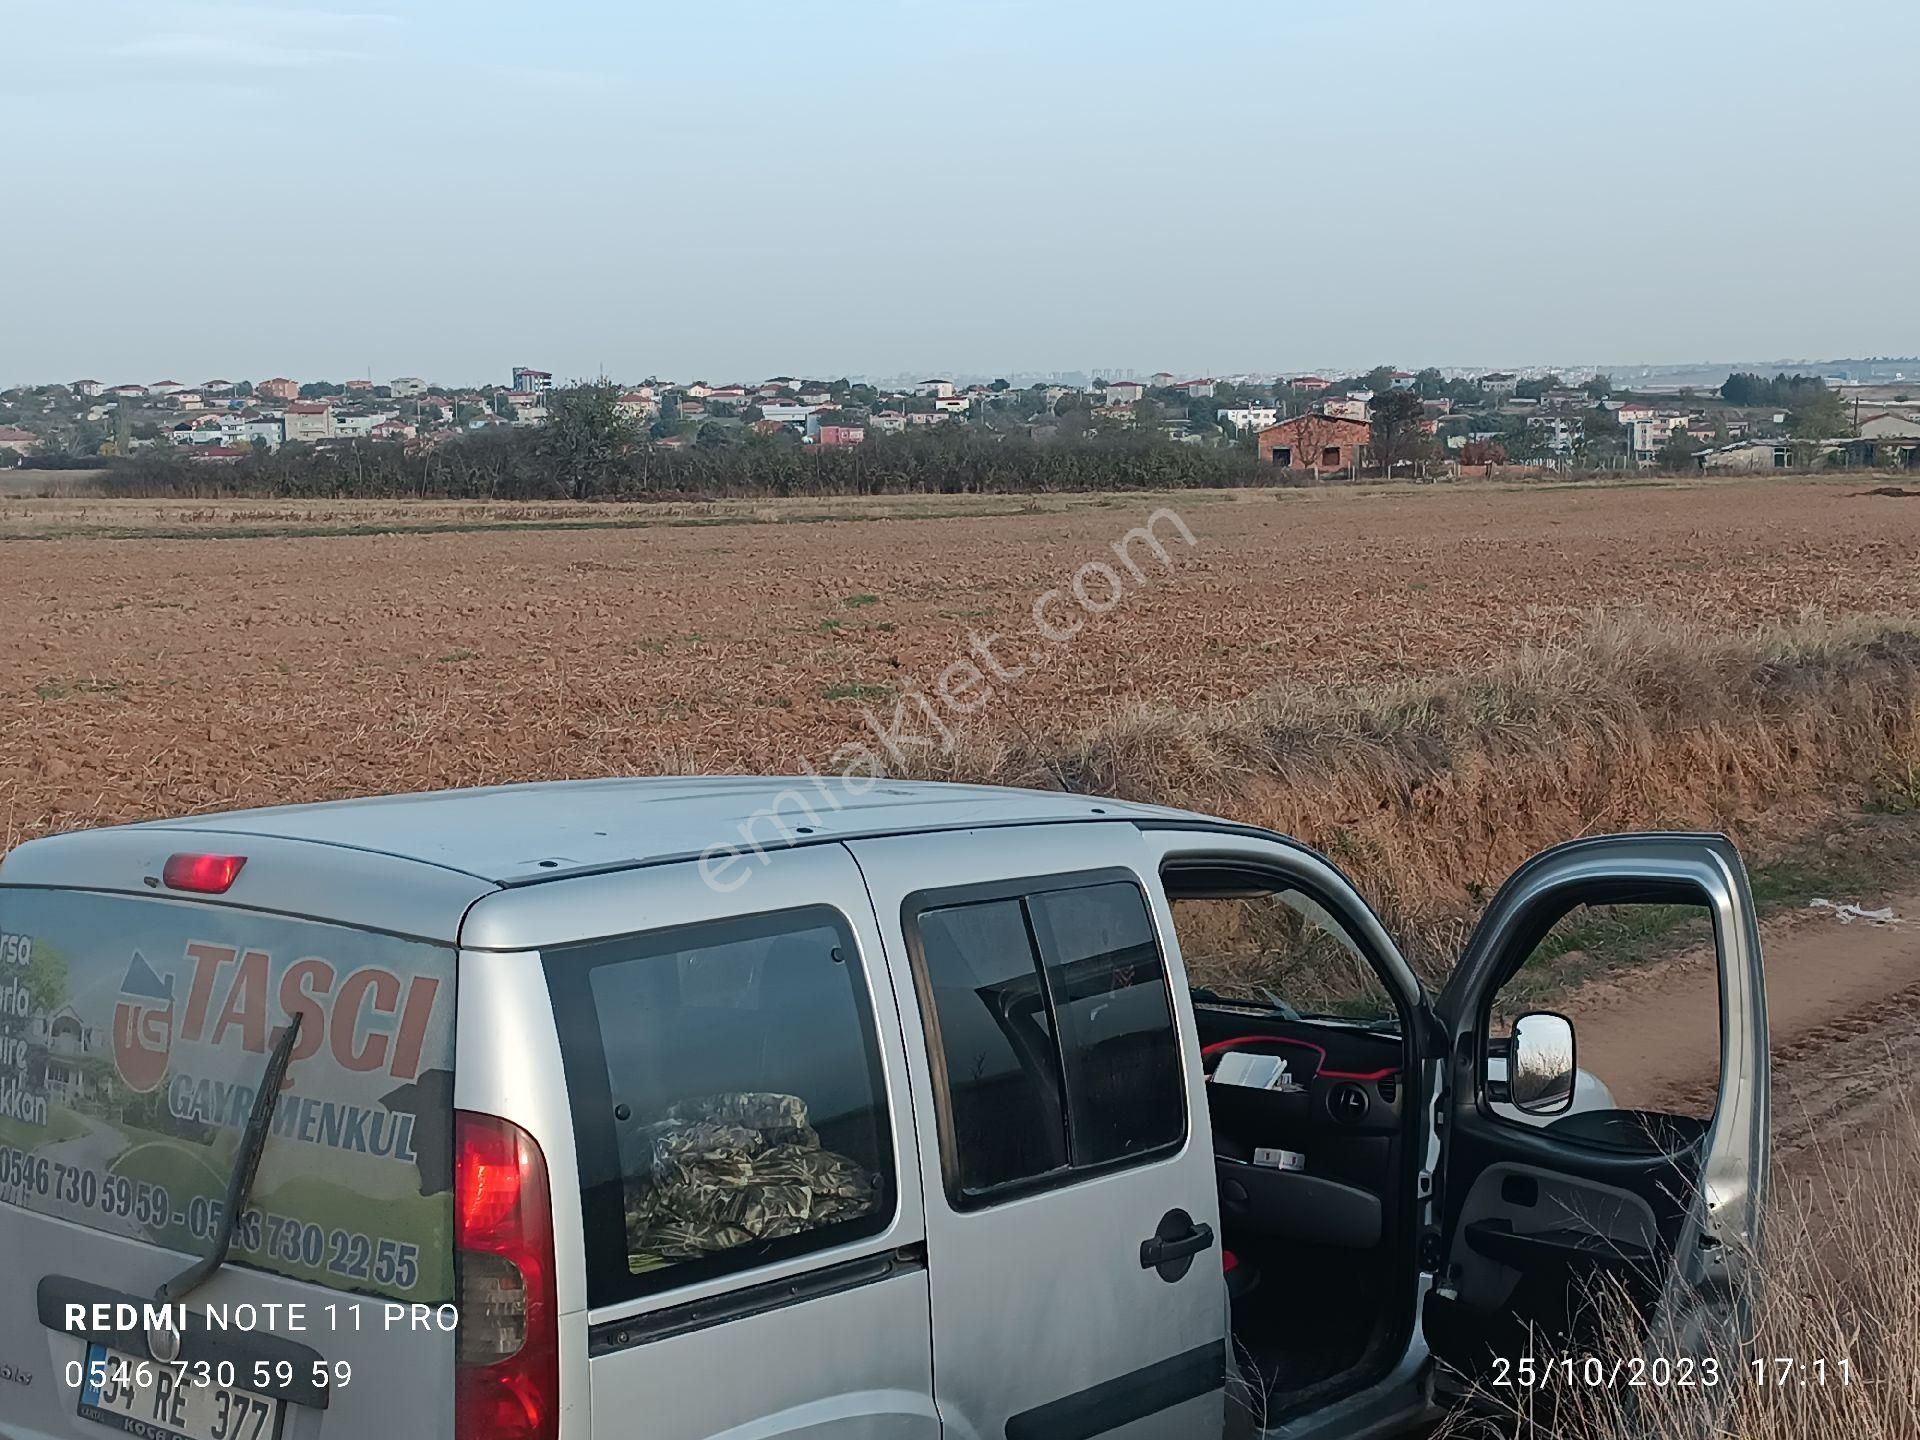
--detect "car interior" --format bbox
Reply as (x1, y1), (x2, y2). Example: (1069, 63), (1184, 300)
(1162, 862), (1426, 1420)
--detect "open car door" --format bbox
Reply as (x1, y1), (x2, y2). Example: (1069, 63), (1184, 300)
(1423, 834), (1769, 1396)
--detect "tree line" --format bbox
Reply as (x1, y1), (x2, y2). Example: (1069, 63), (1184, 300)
(1717, 372), (1831, 407)
(97, 395), (1274, 501)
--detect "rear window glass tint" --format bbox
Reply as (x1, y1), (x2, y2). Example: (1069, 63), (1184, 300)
(915, 900), (1069, 1193)
(909, 874), (1187, 1207)
(0, 890), (454, 1302)
(1028, 883), (1184, 1165)
(546, 907), (893, 1309)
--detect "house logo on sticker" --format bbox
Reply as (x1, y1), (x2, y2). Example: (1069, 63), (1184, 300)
(111, 952), (175, 1094)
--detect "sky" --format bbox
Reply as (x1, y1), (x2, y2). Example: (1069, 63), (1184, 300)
(3, 0), (1917, 388)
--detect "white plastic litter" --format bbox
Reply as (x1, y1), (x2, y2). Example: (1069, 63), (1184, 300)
(1809, 898), (1901, 925)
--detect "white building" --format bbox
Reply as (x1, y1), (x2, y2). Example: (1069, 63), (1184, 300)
(916, 379), (956, 399)
(282, 403), (335, 443)
(1104, 380), (1146, 403)
(1529, 415), (1580, 454)
(333, 411), (398, 439)
(759, 403), (818, 425)
(1859, 412), (1920, 441)
(511, 367), (553, 394)
(1699, 440), (1789, 471)
(1218, 406), (1280, 433)
(245, 417), (284, 449)
(169, 418), (226, 445)
(390, 377), (428, 398)
(1627, 415), (1688, 463)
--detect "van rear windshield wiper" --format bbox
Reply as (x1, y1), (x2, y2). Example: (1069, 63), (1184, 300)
(156, 1013), (303, 1305)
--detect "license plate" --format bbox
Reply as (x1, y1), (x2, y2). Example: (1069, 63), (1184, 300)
(77, 1344), (284, 1440)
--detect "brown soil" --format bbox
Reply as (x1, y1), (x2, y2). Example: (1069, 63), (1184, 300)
(4, 475), (1919, 847)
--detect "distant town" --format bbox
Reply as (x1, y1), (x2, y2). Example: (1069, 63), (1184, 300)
(3, 359), (1918, 476)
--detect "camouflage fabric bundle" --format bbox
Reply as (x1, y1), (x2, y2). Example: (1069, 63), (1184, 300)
(624, 1091), (874, 1270)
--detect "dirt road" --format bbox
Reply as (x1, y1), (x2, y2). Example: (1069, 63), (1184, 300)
(1559, 894), (1920, 1189)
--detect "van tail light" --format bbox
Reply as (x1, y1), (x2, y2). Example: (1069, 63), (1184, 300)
(161, 853), (247, 894)
(455, 1111), (558, 1440)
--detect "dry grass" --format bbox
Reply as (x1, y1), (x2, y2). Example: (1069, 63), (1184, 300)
(908, 612), (1920, 974)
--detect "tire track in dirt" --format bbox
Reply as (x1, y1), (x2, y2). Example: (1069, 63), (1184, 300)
(1554, 896), (1920, 1201)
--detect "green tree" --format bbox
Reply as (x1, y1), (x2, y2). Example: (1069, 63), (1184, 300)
(1581, 406), (1623, 455)
(1658, 429), (1702, 472)
(25, 940), (69, 1013)
(1584, 374), (1614, 400)
(1789, 388), (1851, 439)
(537, 382), (641, 499)
(1369, 389), (1428, 476)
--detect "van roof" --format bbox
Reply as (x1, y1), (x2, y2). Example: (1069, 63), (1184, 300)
(67, 777), (1201, 887)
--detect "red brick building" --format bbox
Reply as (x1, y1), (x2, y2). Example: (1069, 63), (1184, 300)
(1256, 414), (1371, 473)
(811, 424), (865, 448)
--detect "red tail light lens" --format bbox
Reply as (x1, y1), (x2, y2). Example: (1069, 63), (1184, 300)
(161, 853), (247, 894)
(455, 1111), (558, 1440)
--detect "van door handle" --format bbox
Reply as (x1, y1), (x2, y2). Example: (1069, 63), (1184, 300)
(1140, 1209), (1214, 1280)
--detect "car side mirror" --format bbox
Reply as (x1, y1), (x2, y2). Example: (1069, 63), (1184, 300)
(1508, 1011), (1577, 1116)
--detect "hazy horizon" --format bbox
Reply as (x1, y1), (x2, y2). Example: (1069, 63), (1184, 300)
(4, 0), (1916, 387)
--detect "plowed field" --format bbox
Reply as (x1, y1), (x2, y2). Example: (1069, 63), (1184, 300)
(4, 475), (1918, 844)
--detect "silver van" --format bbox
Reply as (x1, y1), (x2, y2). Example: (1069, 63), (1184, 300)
(0, 778), (1767, 1440)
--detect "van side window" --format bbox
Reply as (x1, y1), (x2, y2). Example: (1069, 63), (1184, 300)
(911, 875), (1185, 1207)
(546, 907), (893, 1309)
(916, 900), (1071, 1192)
(1028, 883), (1184, 1166)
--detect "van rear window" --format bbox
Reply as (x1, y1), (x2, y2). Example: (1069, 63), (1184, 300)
(546, 906), (893, 1310)
(0, 889), (454, 1302)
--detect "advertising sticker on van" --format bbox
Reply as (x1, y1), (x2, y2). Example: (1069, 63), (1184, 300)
(0, 891), (454, 1302)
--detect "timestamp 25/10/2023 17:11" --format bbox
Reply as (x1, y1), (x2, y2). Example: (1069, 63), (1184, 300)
(1490, 1355), (1854, 1389)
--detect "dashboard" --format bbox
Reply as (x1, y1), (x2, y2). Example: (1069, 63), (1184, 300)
(1195, 1006), (1411, 1251)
